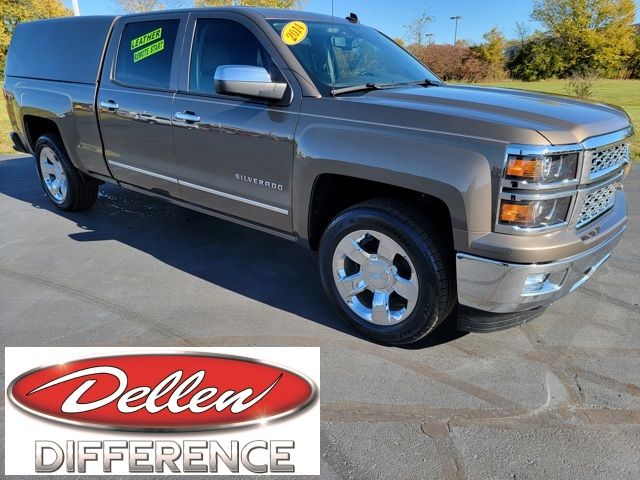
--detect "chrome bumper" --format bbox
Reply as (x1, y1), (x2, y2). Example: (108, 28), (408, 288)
(456, 227), (625, 313)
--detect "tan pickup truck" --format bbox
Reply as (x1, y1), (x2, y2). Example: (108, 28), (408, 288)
(3, 8), (634, 344)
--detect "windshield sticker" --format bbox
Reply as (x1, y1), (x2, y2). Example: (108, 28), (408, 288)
(130, 27), (163, 50)
(133, 39), (165, 62)
(281, 21), (308, 45)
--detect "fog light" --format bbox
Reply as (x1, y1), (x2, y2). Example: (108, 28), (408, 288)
(522, 270), (567, 296)
(523, 273), (549, 294)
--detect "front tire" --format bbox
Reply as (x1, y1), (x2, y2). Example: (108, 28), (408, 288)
(35, 134), (98, 211)
(319, 199), (456, 345)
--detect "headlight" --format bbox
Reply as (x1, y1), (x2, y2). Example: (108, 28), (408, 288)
(505, 153), (579, 184)
(499, 196), (572, 228)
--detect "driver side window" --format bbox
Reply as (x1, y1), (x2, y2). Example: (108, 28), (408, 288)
(189, 19), (269, 95)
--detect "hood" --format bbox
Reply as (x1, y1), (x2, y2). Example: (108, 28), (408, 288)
(342, 84), (632, 146)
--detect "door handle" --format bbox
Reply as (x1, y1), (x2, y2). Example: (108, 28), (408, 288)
(100, 100), (119, 111)
(175, 111), (201, 123)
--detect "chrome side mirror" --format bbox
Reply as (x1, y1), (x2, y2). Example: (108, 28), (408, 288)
(214, 65), (287, 101)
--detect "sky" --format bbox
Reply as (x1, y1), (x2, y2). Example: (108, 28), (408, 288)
(64, 0), (640, 44)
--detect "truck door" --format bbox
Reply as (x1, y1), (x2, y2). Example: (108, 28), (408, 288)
(98, 13), (187, 197)
(172, 12), (301, 233)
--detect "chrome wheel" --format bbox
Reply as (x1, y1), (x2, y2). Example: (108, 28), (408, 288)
(39, 146), (68, 203)
(332, 229), (420, 326)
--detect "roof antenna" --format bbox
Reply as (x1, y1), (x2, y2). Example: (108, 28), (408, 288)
(346, 13), (359, 23)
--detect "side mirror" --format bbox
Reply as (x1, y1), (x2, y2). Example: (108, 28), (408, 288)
(214, 65), (287, 101)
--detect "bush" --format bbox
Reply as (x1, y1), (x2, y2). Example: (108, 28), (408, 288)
(507, 34), (566, 81)
(564, 72), (596, 98)
(408, 43), (493, 82)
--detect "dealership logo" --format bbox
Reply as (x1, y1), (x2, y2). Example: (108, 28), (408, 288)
(5, 348), (320, 475)
(8, 353), (316, 431)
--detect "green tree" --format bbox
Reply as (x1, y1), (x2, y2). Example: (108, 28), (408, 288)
(473, 27), (507, 80)
(531, 0), (637, 77)
(194, 0), (302, 7)
(508, 33), (566, 81)
(1, 0), (71, 74)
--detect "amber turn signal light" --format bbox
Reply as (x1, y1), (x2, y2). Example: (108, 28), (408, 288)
(506, 157), (543, 180)
(504, 152), (578, 184)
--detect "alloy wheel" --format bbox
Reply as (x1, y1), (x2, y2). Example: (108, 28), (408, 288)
(39, 146), (68, 203)
(331, 229), (420, 325)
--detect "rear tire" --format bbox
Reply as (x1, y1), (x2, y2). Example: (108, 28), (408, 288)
(35, 134), (98, 211)
(319, 199), (456, 345)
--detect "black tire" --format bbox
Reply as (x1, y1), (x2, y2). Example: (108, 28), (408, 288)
(35, 134), (98, 211)
(319, 199), (456, 345)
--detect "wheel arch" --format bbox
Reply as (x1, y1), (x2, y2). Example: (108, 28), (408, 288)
(23, 115), (62, 152)
(12, 84), (96, 174)
(306, 174), (454, 251)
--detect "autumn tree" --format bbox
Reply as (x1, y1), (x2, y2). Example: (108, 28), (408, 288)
(1, 0), (70, 74)
(404, 12), (434, 46)
(473, 27), (507, 80)
(194, 0), (302, 7)
(626, 32), (640, 78)
(116, 0), (184, 13)
(531, 0), (637, 76)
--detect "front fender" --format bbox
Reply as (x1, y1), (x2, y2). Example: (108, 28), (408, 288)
(292, 116), (504, 250)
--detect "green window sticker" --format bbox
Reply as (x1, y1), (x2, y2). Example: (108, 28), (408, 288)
(130, 27), (163, 51)
(133, 39), (165, 63)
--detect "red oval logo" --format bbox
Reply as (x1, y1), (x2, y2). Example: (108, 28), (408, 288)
(8, 353), (316, 431)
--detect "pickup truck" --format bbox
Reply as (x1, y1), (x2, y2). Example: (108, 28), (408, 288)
(3, 8), (633, 345)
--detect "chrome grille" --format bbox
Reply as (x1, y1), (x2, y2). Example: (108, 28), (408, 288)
(576, 183), (618, 229)
(589, 143), (630, 178)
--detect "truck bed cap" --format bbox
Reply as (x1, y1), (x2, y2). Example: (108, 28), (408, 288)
(5, 16), (116, 84)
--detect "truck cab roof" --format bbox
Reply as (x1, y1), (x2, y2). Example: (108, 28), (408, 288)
(120, 7), (350, 24)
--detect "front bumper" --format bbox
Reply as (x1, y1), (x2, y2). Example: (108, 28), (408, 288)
(456, 225), (625, 313)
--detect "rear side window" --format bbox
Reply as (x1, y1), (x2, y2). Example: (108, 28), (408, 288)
(115, 20), (179, 89)
(189, 19), (269, 95)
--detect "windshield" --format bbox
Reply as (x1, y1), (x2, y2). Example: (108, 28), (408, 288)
(269, 20), (440, 95)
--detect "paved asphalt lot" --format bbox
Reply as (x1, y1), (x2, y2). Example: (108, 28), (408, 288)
(1, 153), (639, 479)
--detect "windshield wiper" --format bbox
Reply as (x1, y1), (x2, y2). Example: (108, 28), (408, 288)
(331, 83), (388, 96)
(410, 79), (444, 87)
(331, 79), (444, 96)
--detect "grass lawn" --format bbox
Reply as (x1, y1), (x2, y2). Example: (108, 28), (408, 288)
(0, 99), (13, 154)
(479, 79), (639, 159)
